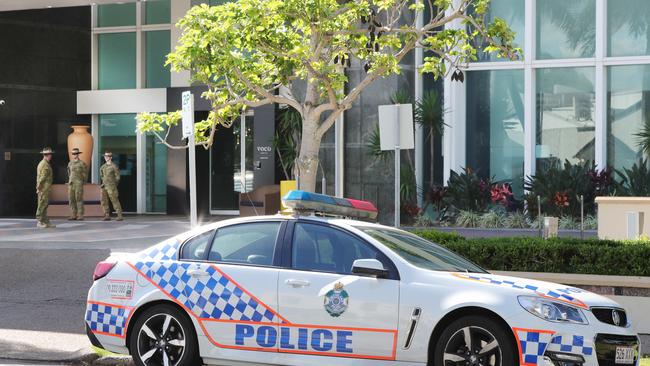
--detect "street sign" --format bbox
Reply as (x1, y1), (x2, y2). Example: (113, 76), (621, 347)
(181, 91), (194, 138)
(378, 104), (414, 151)
(378, 104), (415, 228)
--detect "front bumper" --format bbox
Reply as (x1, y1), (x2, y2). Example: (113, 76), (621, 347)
(508, 309), (640, 365)
(86, 322), (105, 350)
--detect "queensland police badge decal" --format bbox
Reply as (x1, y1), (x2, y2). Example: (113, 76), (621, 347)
(324, 282), (349, 317)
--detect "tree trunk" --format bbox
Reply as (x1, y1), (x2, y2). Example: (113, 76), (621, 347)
(296, 115), (322, 192)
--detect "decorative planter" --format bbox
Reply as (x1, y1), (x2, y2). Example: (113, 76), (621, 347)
(67, 125), (93, 168)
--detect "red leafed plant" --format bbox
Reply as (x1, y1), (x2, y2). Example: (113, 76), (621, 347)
(491, 184), (513, 206)
(553, 191), (570, 208)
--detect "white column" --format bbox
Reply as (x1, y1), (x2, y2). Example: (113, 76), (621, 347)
(136, 1), (146, 213)
(90, 5), (99, 184)
(91, 115), (99, 184)
(171, 0), (191, 87)
(523, 0), (536, 180)
(414, 2), (424, 206)
(594, 0), (607, 170)
(334, 114), (344, 197)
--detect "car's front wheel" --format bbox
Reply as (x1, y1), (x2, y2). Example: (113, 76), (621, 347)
(129, 304), (201, 366)
(433, 315), (517, 366)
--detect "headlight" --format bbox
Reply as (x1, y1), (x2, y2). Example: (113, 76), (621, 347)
(518, 296), (588, 325)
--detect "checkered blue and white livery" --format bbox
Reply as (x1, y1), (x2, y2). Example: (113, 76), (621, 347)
(453, 274), (586, 308)
(134, 261), (284, 324)
(86, 303), (131, 337)
(514, 328), (554, 365)
(547, 335), (594, 356)
(136, 238), (180, 262)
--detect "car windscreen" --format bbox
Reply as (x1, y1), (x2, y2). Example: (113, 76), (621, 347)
(354, 226), (487, 273)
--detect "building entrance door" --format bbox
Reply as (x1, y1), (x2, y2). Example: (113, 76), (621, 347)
(98, 114), (137, 213)
(209, 113), (254, 214)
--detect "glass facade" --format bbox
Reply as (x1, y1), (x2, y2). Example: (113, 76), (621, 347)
(536, 0), (595, 59)
(471, 0), (525, 62)
(98, 114), (137, 212)
(145, 30), (171, 88)
(97, 3), (136, 27)
(608, 1), (650, 57)
(536, 67), (595, 167)
(607, 65), (650, 170)
(466, 70), (525, 196)
(145, 0), (171, 25)
(98, 32), (136, 90)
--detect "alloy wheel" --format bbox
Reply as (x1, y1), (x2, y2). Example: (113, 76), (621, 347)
(443, 326), (502, 366)
(136, 313), (186, 366)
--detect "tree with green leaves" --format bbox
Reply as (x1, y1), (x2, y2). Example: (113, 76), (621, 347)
(137, 0), (519, 192)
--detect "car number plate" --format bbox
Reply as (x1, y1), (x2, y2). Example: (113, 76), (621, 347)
(107, 280), (135, 299)
(615, 347), (635, 364)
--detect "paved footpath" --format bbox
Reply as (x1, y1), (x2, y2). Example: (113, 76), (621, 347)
(0, 216), (221, 365)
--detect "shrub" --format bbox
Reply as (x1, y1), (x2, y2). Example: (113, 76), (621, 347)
(584, 215), (598, 230)
(559, 216), (578, 230)
(455, 210), (481, 228)
(617, 158), (650, 196)
(445, 168), (493, 212)
(413, 229), (650, 276)
(479, 211), (506, 228)
(504, 211), (529, 229)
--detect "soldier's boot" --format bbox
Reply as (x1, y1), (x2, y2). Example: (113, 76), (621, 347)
(36, 222), (47, 228)
(76, 216), (84, 221)
(116, 214), (123, 221)
(68, 216), (77, 221)
(103, 215), (111, 221)
(45, 223), (56, 228)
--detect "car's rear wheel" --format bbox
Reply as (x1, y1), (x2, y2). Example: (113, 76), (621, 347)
(433, 315), (517, 366)
(129, 304), (201, 366)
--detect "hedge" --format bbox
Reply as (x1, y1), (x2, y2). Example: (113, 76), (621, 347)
(412, 230), (650, 276)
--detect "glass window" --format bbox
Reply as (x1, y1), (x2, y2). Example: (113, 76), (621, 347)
(291, 223), (381, 274)
(466, 69), (525, 196)
(181, 230), (214, 260)
(98, 114), (137, 212)
(536, 67), (595, 168)
(146, 134), (167, 212)
(208, 222), (281, 265)
(144, 0), (171, 25)
(470, 0), (524, 62)
(536, 0), (595, 59)
(354, 226), (486, 273)
(145, 30), (171, 88)
(97, 3), (136, 27)
(608, 1), (650, 57)
(98, 32), (136, 90)
(607, 65), (649, 170)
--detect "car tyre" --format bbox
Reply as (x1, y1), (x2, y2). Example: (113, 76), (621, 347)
(129, 304), (201, 366)
(433, 315), (517, 366)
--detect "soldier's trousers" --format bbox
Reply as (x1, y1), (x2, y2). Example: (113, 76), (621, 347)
(101, 186), (122, 216)
(68, 182), (84, 218)
(35, 188), (50, 223)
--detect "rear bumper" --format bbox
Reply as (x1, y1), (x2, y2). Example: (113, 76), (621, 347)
(86, 322), (104, 349)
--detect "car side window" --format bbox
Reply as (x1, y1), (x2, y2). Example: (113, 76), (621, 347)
(291, 222), (381, 275)
(180, 230), (214, 260)
(208, 222), (281, 266)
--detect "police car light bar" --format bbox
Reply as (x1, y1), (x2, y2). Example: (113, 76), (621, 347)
(282, 190), (378, 221)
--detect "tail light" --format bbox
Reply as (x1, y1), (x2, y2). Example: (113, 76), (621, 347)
(93, 261), (116, 281)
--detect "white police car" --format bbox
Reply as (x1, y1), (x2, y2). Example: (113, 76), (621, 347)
(86, 191), (640, 366)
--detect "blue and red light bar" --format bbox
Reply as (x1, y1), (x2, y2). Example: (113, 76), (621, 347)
(282, 190), (378, 220)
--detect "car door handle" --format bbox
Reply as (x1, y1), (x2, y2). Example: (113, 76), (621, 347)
(188, 269), (209, 278)
(285, 279), (310, 288)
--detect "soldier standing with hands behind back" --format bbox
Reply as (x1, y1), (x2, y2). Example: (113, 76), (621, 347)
(35, 147), (55, 228)
(67, 148), (88, 220)
(100, 151), (123, 221)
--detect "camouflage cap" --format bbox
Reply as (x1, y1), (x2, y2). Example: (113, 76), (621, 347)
(71, 148), (82, 155)
(40, 147), (53, 155)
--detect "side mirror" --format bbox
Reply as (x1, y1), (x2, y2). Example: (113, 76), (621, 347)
(352, 259), (389, 278)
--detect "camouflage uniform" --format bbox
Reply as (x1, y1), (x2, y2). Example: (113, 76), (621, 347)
(67, 159), (88, 219)
(100, 160), (123, 220)
(35, 158), (53, 225)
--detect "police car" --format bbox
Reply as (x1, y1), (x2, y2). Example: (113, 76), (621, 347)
(85, 190), (640, 366)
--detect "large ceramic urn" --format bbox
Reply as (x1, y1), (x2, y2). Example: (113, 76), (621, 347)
(67, 125), (93, 167)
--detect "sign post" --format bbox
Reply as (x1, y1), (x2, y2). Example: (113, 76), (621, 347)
(182, 91), (197, 228)
(378, 104), (414, 228)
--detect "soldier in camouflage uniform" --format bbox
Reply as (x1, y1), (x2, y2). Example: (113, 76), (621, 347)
(35, 147), (55, 228)
(100, 151), (123, 221)
(67, 147), (88, 220)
